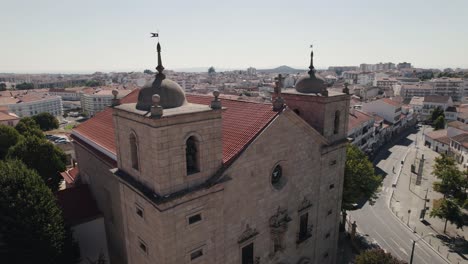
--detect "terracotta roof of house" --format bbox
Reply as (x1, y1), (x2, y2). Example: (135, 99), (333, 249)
(348, 110), (374, 131)
(381, 98), (401, 107)
(73, 89), (279, 165)
(451, 133), (468, 148)
(425, 129), (447, 140)
(0, 111), (19, 121)
(409, 96), (424, 106)
(447, 121), (468, 131)
(56, 185), (101, 226)
(423, 96), (451, 104)
(60, 167), (79, 184)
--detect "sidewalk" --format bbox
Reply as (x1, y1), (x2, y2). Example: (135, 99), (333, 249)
(389, 132), (468, 264)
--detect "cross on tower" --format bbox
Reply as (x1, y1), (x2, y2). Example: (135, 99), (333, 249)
(274, 74), (285, 94)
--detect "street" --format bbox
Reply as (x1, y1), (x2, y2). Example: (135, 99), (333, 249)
(349, 127), (450, 264)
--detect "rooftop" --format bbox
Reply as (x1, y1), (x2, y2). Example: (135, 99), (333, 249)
(73, 89), (279, 165)
(423, 95), (451, 104)
(348, 110), (374, 131)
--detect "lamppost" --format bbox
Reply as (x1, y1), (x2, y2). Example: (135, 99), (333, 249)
(410, 233), (434, 264)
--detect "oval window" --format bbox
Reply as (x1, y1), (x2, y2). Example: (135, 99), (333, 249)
(271, 165), (285, 190)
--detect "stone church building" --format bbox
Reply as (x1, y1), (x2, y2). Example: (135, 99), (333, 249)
(71, 42), (349, 264)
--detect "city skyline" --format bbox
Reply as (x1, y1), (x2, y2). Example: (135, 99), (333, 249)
(2, 0), (468, 73)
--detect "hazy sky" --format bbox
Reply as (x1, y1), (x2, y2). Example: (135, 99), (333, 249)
(1, 0), (468, 73)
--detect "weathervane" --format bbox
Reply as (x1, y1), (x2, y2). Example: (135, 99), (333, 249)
(151, 31), (164, 75)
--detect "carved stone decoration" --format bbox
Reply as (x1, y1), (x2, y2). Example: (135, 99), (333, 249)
(254, 256), (261, 264)
(298, 197), (313, 213)
(269, 207), (292, 229)
(237, 224), (259, 244)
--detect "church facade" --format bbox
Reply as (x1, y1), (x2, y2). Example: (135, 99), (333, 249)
(71, 43), (349, 264)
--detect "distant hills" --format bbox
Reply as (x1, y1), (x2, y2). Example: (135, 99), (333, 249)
(257, 65), (306, 74)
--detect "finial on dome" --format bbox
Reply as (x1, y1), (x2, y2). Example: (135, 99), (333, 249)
(151, 94), (163, 118)
(308, 44), (315, 76)
(210, 90), (222, 109)
(111, 89), (120, 106)
(156, 42), (165, 76)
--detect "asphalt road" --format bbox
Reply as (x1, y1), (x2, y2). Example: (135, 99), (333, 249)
(349, 128), (448, 264)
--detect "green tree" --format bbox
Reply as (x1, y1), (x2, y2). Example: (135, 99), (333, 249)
(0, 160), (80, 264)
(342, 144), (382, 211)
(355, 249), (406, 264)
(15, 117), (44, 138)
(15, 82), (34, 90)
(432, 154), (467, 204)
(431, 107), (444, 123)
(143, 69), (154, 74)
(433, 115), (445, 130)
(208, 66), (216, 74)
(430, 198), (464, 233)
(0, 82), (6, 91)
(0, 124), (20, 159)
(32, 112), (59, 131)
(85, 80), (100, 87)
(7, 136), (67, 191)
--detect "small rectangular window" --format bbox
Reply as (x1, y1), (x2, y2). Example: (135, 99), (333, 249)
(190, 249), (203, 260)
(188, 213), (202, 225)
(325, 232), (330, 239)
(139, 239), (147, 254)
(329, 160), (337, 166)
(324, 252), (329, 258)
(136, 204), (144, 218)
(329, 184), (335, 190)
(327, 209), (332, 216)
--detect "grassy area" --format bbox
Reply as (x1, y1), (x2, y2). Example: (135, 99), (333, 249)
(63, 123), (75, 130)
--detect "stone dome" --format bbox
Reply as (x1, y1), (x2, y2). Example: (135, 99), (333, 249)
(295, 72), (327, 94)
(136, 74), (187, 111)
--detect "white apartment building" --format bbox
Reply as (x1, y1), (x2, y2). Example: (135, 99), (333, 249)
(80, 89), (132, 116)
(375, 77), (398, 89)
(49, 88), (81, 101)
(421, 96), (454, 120)
(399, 83), (433, 99)
(429, 78), (464, 102)
(361, 98), (402, 124)
(357, 72), (374, 86)
(347, 109), (375, 153)
(0, 92), (63, 118)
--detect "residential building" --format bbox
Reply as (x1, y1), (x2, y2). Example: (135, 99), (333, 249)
(0, 106), (20, 126)
(71, 45), (349, 264)
(49, 88), (81, 101)
(397, 62), (412, 70)
(0, 91), (63, 117)
(80, 89), (132, 116)
(375, 77), (398, 89)
(409, 97), (424, 115)
(399, 83), (433, 99)
(429, 78), (464, 102)
(342, 71), (359, 84)
(424, 130), (450, 154)
(347, 109), (375, 153)
(449, 133), (468, 166)
(361, 98), (402, 124)
(421, 96), (453, 120)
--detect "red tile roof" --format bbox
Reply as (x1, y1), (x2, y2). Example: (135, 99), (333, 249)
(348, 110), (374, 131)
(60, 167), (79, 184)
(56, 185), (101, 226)
(381, 98), (401, 107)
(73, 89), (279, 165)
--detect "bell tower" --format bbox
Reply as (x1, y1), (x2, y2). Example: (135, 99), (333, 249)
(278, 48), (349, 144)
(111, 41), (223, 196)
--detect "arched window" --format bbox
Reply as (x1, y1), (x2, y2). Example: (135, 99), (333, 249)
(334, 111), (340, 135)
(130, 133), (139, 170)
(186, 136), (199, 175)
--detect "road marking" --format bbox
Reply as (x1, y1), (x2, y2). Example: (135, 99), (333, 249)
(373, 230), (404, 260)
(399, 247), (408, 256)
